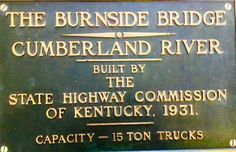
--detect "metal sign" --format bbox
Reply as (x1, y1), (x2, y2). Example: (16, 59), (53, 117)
(0, 0), (235, 151)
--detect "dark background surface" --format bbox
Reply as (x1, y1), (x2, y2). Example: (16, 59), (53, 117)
(0, 1), (236, 151)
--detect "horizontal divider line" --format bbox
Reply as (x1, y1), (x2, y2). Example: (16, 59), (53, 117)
(76, 58), (162, 62)
(62, 32), (176, 38)
(87, 121), (155, 127)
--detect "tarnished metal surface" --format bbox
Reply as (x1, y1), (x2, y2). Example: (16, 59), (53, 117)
(0, 1), (235, 151)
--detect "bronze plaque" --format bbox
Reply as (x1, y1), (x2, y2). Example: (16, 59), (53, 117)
(0, 0), (236, 151)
